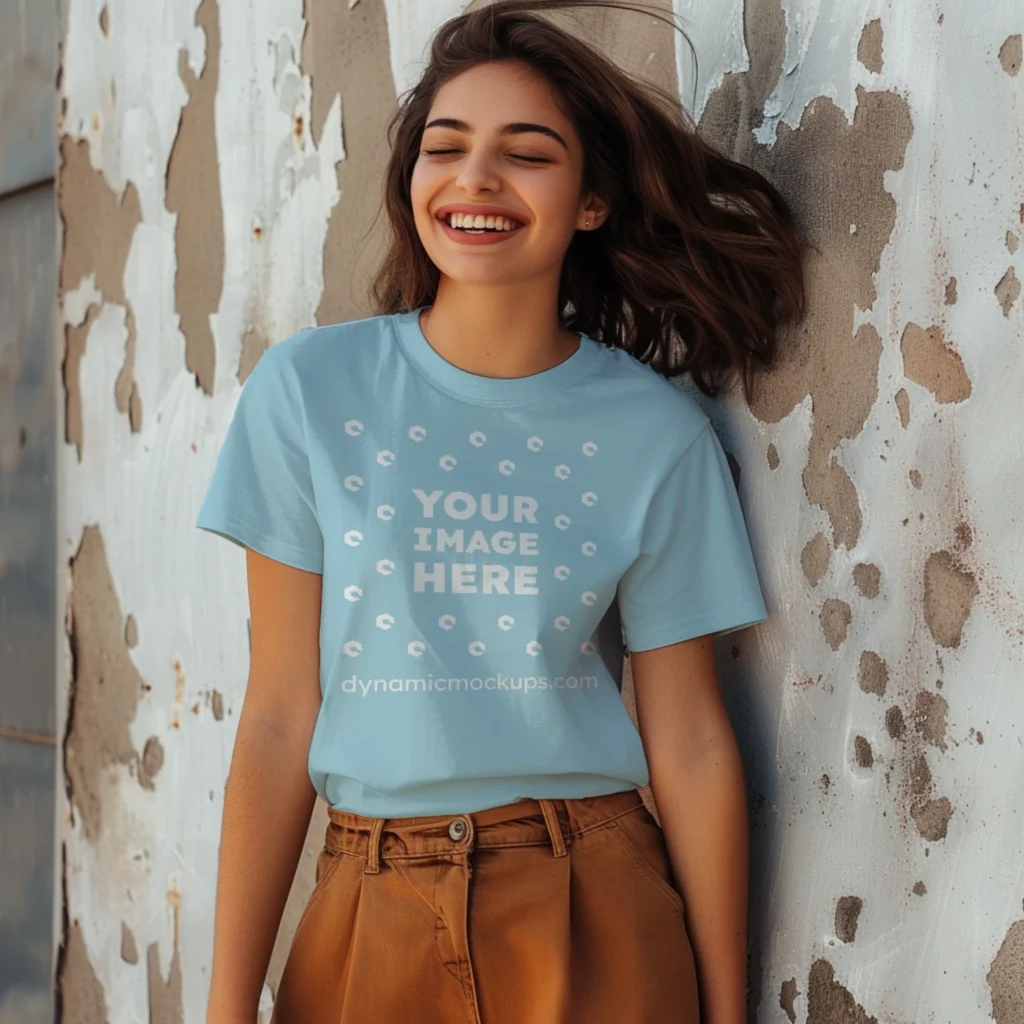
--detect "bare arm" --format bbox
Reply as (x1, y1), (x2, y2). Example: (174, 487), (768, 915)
(206, 549), (324, 1022)
(630, 635), (749, 1024)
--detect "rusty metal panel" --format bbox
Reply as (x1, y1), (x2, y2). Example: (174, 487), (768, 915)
(0, 0), (59, 196)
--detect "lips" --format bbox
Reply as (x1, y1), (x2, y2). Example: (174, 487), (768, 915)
(434, 205), (527, 246)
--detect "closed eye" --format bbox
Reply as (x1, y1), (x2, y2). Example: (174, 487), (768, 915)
(422, 148), (552, 164)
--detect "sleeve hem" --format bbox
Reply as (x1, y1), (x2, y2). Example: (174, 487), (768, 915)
(196, 515), (323, 574)
(623, 604), (768, 652)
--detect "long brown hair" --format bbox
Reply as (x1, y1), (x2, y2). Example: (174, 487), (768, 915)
(370, 0), (806, 398)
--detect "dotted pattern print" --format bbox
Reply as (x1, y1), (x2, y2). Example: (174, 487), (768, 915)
(337, 420), (603, 667)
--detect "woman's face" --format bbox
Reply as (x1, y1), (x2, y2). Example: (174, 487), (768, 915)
(410, 60), (604, 289)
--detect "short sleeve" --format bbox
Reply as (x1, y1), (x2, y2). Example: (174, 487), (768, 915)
(617, 422), (768, 651)
(195, 343), (323, 573)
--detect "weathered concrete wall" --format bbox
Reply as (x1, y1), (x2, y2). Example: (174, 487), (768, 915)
(55, 0), (1023, 1020)
(0, 1), (60, 1020)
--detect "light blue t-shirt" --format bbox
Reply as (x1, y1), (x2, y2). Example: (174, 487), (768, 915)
(196, 309), (767, 816)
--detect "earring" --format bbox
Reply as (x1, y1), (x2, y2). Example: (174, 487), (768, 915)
(585, 218), (590, 227)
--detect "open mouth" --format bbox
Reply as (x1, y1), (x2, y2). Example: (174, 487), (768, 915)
(442, 212), (524, 234)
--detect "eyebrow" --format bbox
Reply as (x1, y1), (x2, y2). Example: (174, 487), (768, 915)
(423, 117), (568, 151)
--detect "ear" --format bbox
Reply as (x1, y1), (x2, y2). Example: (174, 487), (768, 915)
(576, 192), (610, 231)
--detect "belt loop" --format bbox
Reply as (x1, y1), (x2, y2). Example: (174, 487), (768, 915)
(538, 799), (568, 858)
(364, 816), (385, 874)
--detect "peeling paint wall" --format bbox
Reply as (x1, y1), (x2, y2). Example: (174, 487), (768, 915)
(58, 0), (345, 1017)
(677, 0), (1024, 1020)
(56, 0), (1023, 1021)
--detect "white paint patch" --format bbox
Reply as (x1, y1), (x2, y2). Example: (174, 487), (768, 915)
(754, 0), (878, 145)
(382, 0), (469, 98)
(672, 0), (749, 121)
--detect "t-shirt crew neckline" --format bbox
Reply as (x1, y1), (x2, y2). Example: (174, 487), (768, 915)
(393, 307), (604, 407)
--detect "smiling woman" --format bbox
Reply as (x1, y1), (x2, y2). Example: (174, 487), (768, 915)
(196, 3), (806, 1023)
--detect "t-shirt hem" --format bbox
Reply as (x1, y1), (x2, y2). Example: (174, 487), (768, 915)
(624, 604), (768, 652)
(196, 515), (323, 574)
(319, 776), (645, 816)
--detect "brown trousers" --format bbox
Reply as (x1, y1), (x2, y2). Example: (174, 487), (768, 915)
(272, 787), (700, 1023)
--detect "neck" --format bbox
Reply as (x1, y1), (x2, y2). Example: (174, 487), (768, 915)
(419, 277), (579, 379)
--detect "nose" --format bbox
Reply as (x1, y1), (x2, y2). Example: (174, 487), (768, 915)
(455, 147), (502, 195)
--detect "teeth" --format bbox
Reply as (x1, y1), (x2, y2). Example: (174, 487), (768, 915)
(446, 212), (520, 231)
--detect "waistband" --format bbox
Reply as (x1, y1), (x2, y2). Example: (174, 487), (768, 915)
(325, 788), (646, 874)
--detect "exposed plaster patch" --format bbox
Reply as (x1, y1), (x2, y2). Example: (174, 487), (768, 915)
(910, 752), (931, 798)
(912, 690), (949, 750)
(704, 2), (913, 552)
(766, 442), (780, 469)
(944, 275), (957, 304)
(999, 34), (1022, 77)
(99, 6), (110, 37)
(885, 705), (905, 739)
(780, 977), (799, 1023)
(63, 526), (147, 842)
(857, 20), (883, 74)
(238, 327), (269, 385)
(304, 0), (395, 325)
(806, 959), (878, 1024)
(853, 736), (873, 769)
(912, 881), (926, 896)
(59, 137), (142, 451)
(147, 900), (183, 1024)
(955, 520), (973, 551)
(700, 13), (912, 549)
(58, 920), (108, 1022)
(1008, 231), (1020, 255)
(836, 895), (863, 941)
(820, 598), (852, 650)
(923, 549), (979, 648)
(995, 266), (1021, 317)
(988, 919), (1024, 1023)
(140, 736), (165, 788)
(909, 468), (923, 490)
(903, 749), (954, 841)
(858, 650), (888, 696)
(121, 921), (139, 964)
(801, 532), (830, 587)
(63, 306), (100, 459)
(211, 690), (225, 721)
(912, 796), (953, 842)
(816, 456), (863, 551)
(894, 388), (910, 428)
(166, 0), (225, 395)
(853, 562), (880, 598)
(900, 322), (973, 403)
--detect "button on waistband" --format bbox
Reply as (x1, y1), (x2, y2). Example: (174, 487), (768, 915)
(448, 817), (468, 841)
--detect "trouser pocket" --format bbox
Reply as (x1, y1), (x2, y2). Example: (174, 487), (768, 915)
(606, 805), (686, 915)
